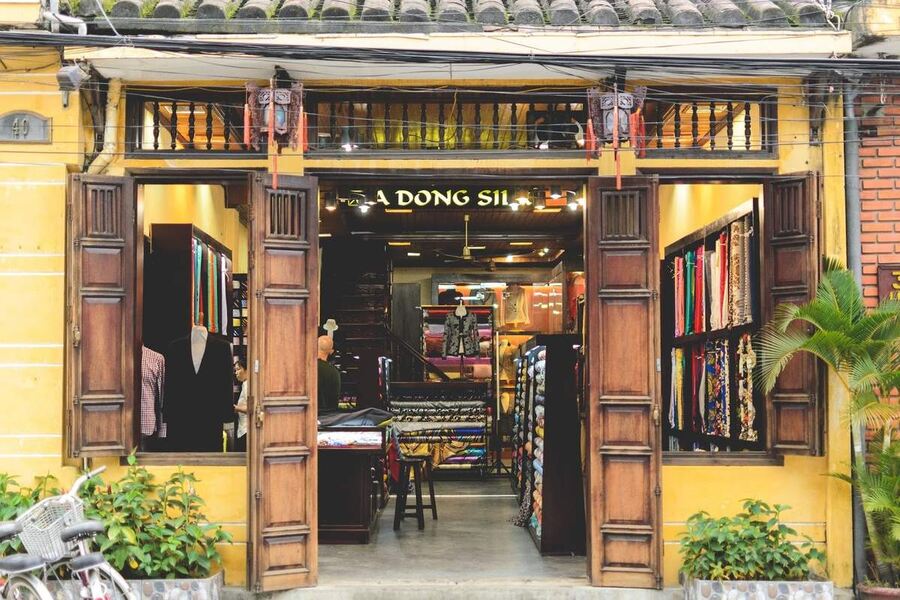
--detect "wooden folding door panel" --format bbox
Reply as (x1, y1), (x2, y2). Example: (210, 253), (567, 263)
(763, 173), (822, 455)
(584, 176), (662, 588)
(66, 174), (135, 457)
(248, 174), (319, 591)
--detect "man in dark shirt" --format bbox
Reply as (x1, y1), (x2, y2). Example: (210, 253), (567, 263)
(317, 335), (341, 414)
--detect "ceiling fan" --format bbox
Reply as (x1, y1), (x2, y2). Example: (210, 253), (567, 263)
(434, 214), (534, 265)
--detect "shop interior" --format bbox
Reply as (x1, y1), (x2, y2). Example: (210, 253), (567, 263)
(131, 177), (769, 583)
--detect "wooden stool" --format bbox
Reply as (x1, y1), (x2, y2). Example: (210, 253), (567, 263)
(393, 457), (438, 530)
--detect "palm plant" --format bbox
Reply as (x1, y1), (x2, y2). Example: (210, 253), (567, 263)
(759, 258), (900, 586)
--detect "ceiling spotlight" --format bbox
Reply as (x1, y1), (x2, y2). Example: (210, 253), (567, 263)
(323, 191), (337, 212)
(407, 252), (420, 257)
(505, 255), (514, 262)
(515, 188), (529, 205)
(358, 204), (370, 214)
(510, 202), (520, 212)
(543, 247), (550, 253)
(566, 190), (581, 211)
(550, 186), (562, 200)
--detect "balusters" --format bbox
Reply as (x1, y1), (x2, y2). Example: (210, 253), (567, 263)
(690, 102), (698, 148)
(384, 102), (391, 149)
(206, 103), (213, 151)
(745, 101), (751, 151)
(348, 102), (356, 150)
(438, 102), (446, 150)
(456, 102), (463, 149)
(510, 103), (518, 150)
(402, 103), (409, 150)
(223, 109), (231, 151)
(726, 101), (734, 151)
(329, 102), (337, 149)
(170, 101), (177, 151)
(473, 103), (481, 149)
(420, 103), (426, 149)
(673, 102), (681, 149)
(187, 102), (196, 149)
(152, 101), (160, 150)
(366, 102), (373, 150)
(656, 104), (663, 149)
(493, 103), (500, 149)
(708, 101), (716, 151)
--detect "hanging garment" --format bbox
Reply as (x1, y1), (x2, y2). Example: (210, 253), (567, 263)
(685, 251), (695, 335)
(221, 255), (230, 335)
(690, 346), (704, 433)
(441, 311), (479, 358)
(704, 340), (731, 438)
(193, 239), (203, 325)
(737, 333), (758, 441)
(706, 250), (719, 330)
(674, 257), (685, 337)
(729, 220), (743, 326)
(694, 245), (705, 334)
(717, 232), (730, 329)
(163, 334), (234, 452)
(208, 247), (217, 333)
(504, 285), (530, 327)
(741, 217), (753, 324)
(140, 346), (166, 437)
(668, 348), (685, 430)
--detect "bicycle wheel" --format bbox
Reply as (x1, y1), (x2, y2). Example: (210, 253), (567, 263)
(3, 574), (54, 600)
(93, 563), (136, 600)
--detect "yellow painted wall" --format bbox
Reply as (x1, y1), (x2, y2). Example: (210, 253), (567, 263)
(142, 184), (249, 274)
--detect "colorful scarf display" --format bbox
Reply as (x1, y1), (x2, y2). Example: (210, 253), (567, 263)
(668, 348), (685, 430)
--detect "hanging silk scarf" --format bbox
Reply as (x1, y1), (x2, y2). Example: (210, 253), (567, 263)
(694, 245), (704, 334)
(198, 241), (208, 326)
(668, 348), (685, 430)
(717, 232), (729, 329)
(192, 239), (201, 325)
(704, 340), (730, 437)
(221, 255), (229, 335)
(208, 247), (217, 333)
(690, 346), (704, 433)
(707, 249), (719, 330)
(674, 257), (685, 337)
(729, 220), (743, 326)
(737, 333), (758, 441)
(685, 251), (695, 335)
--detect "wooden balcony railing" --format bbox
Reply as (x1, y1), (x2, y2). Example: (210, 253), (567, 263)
(124, 88), (778, 159)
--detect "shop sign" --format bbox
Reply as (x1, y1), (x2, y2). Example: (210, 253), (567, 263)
(348, 188), (512, 208)
(0, 111), (51, 143)
(877, 264), (900, 301)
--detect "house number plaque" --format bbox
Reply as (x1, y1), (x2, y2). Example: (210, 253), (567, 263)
(0, 112), (51, 143)
(877, 263), (900, 301)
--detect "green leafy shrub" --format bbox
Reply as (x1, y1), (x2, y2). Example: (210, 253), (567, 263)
(0, 474), (59, 556)
(679, 499), (825, 581)
(80, 454), (232, 579)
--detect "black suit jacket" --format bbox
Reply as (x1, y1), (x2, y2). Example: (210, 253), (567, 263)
(163, 335), (234, 452)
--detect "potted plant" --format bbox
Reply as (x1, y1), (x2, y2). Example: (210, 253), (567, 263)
(679, 498), (830, 599)
(759, 260), (900, 598)
(0, 457), (231, 596)
(78, 454), (233, 597)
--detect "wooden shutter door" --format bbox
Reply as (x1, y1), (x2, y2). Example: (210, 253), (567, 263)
(66, 174), (136, 457)
(584, 176), (662, 589)
(763, 173), (822, 455)
(248, 174), (319, 591)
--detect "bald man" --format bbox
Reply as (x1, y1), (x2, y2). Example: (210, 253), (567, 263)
(317, 335), (341, 414)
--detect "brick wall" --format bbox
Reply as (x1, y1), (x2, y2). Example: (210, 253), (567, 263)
(858, 81), (900, 307)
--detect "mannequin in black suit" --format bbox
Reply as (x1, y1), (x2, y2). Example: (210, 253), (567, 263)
(163, 325), (234, 452)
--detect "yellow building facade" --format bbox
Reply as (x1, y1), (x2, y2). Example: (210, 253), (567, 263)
(0, 32), (855, 591)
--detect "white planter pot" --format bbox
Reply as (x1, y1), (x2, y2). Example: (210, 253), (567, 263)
(684, 578), (834, 600)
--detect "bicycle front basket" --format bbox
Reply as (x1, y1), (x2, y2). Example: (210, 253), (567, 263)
(16, 496), (85, 562)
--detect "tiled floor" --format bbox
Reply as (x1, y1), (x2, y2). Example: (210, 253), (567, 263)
(318, 478), (587, 584)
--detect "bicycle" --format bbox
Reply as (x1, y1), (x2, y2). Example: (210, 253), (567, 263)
(12, 466), (136, 600)
(0, 522), (54, 600)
